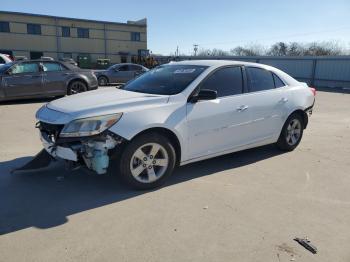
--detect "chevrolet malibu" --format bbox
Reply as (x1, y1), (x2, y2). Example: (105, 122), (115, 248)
(32, 60), (315, 189)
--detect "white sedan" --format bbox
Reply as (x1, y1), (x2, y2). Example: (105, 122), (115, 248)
(0, 53), (12, 65)
(33, 60), (316, 189)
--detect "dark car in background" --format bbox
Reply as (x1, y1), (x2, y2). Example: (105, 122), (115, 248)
(0, 59), (98, 101)
(94, 63), (148, 86)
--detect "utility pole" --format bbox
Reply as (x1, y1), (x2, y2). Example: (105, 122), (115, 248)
(193, 44), (198, 56)
(176, 46), (179, 57)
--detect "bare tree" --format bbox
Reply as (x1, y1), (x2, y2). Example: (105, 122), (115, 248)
(267, 42), (288, 56)
(230, 44), (265, 56)
(303, 41), (343, 56)
(163, 41), (348, 57)
(288, 42), (304, 56)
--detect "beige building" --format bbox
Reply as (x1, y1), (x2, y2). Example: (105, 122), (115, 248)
(0, 11), (148, 65)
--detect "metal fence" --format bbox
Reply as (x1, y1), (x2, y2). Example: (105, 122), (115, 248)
(154, 55), (350, 90)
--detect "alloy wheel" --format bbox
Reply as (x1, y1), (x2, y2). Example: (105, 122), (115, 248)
(70, 82), (85, 94)
(99, 77), (107, 86)
(286, 119), (302, 146)
(129, 143), (169, 183)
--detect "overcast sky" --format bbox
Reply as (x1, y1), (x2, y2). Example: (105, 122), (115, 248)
(2, 0), (350, 55)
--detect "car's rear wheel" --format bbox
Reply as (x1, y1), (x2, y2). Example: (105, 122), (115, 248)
(68, 80), (87, 95)
(118, 133), (176, 190)
(276, 113), (304, 151)
(98, 76), (109, 86)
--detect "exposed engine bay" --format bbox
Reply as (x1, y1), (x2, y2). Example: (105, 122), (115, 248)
(14, 121), (125, 174)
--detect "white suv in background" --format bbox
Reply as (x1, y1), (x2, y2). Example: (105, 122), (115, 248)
(33, 60), (316, 189)
(0, 53), (13, 65)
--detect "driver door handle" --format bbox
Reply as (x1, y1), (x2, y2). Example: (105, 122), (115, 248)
(237, 105), (249, 112)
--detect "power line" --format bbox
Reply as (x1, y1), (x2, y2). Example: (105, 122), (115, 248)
(197, 26), (350, 47)
(154, 26), (350, 55)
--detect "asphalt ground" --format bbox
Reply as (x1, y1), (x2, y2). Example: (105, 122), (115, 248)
(0, 90), (349, 262)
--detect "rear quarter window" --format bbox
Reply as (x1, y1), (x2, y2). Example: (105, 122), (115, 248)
(273, 73), (285, 88)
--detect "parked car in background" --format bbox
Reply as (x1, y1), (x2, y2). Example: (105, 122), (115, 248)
(0, 59), (98, 101)
(94, 63), (149, 86)
(14, 56), (28, 61)
(0, 53), (13, 65)
(33, 60), (316, 189)
(40, 56), (55, 61)
(59, 57), (78, 67)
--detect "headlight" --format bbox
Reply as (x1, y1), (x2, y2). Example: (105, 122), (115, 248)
(60, 113), (122, 138)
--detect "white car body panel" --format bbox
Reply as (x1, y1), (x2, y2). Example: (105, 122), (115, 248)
(0, 54), (12, 65)
(36, 60), (315, 166)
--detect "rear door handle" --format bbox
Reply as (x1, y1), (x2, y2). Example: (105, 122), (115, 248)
(237, 105), (249, 112)
(280, 97), (288, 103)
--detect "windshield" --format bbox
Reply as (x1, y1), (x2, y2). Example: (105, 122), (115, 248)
(122, 64), (208, 95)
(0, 63), (13, 73)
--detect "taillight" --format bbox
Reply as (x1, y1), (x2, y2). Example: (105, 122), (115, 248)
(310, 87), (316, 96)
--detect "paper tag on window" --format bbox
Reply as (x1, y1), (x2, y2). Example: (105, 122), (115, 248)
(174, 69), (196, 74)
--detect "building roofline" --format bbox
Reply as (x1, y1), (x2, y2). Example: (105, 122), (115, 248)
(0, 10), (147, 27)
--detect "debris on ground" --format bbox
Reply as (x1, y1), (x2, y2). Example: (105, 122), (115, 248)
(294, 237), (317, 254)
(203, 206), (209, 210)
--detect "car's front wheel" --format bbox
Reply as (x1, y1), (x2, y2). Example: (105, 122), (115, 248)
(276, 113), (304, 151)
(118, 133), (176, 190)
(98, 76), (109, 86)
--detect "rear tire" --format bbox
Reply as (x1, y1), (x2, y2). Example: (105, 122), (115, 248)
(67, 80), (87, 95)
(276, 113), (304, 151)
(117, 133), (176, 190)
(98, 76), (109, 86)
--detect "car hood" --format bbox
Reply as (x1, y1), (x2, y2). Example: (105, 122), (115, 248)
(40, 88), (169, 124)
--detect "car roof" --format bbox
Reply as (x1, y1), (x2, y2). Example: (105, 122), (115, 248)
(170, 59), (264, 67)
(10, 59), (61, 64)
(7, 59), (78, 70)
(115, 63), (146, 66)
(170, 60), (299, 86)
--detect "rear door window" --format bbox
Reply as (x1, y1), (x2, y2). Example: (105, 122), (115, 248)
(42, 62), (63, 72)
(246, 67), (275, 92)
(200, 66), (243, 97)
(118, 65), (129, 71)
(129, 65), (142, 71)
(11, 63), (39, 74)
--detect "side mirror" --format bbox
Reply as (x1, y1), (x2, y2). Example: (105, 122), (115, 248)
(189, 89), (217, 103)
(5, 70), (12, 76)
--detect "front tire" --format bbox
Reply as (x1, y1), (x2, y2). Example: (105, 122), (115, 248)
(98, 76), (109, 86)
(276, 113), (304, 151)
(68, 80), (87, 95)
(118, 133), (176, 190)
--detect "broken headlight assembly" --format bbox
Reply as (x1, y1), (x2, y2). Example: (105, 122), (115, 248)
(60, 113), (122, 138)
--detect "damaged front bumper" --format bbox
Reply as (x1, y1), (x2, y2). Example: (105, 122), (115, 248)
(37, 121), (124, 174)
